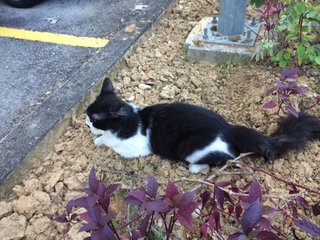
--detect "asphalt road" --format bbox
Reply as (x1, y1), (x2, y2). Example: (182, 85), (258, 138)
(0, 0), (172, 184)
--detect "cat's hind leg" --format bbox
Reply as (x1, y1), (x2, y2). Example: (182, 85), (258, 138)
(187, 152), (233, 173)
(188, 164), (209, 173)
(196, 152), (234, 166)
(177, 134), (235, 173)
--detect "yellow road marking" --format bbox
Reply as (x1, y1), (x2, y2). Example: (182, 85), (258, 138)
(0, 27), (109, 48)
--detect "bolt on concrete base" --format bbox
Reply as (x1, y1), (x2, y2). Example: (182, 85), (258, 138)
(184, 17), (260, 64)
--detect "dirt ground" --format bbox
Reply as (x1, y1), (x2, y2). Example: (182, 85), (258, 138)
(0, 0), (319, 239)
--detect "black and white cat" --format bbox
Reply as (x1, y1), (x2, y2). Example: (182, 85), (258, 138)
(86, 78), (320, 173)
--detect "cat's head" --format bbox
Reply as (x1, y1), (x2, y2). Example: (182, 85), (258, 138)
(86, 78), (131, 134)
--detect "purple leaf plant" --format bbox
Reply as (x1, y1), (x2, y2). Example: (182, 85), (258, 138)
(263, 67), (308, 118)
(124, 177), (198, 239)
(56, 166), (320, 239)
(294, 219), (320, 237)
(199, 176), (320, 239)
(55, 166), (121, 240)
(257, 0), (286, 40)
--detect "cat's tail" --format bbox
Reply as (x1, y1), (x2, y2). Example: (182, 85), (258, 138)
(228, 112), (320, 160)
(268, 112), (320, 159)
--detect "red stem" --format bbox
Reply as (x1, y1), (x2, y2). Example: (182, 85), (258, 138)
(238, 162), (320, 195)
(146, 213), (154, 240)
(110, 223), (121, 240)
(115, 213), (143, 231)
(167, 211), (176, 239)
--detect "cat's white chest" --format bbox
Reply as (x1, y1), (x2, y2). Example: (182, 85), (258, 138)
(94, 127), (152, 158)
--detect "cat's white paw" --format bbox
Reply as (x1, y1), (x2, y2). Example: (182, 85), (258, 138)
(188, 164), (209, 174)
(94, 136), (105, 146)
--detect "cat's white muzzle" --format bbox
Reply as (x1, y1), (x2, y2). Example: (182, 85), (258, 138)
(86, 115), (105, 138)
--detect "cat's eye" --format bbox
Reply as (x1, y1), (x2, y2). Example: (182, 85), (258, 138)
(89, 116), (97, 123)
(109, 104), (125, 115)
(109, 106), (120, 114)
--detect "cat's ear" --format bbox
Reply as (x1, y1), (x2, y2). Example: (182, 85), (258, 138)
(101, 78), (114, 95)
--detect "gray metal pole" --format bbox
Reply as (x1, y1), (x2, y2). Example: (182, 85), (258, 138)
(218, 0), (248, 37)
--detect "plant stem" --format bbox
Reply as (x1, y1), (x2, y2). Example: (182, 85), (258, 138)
(160, 213), (170, 238)
(219, 186), (298, 200)
(184, 179), (298, 200)
(188, 152), (254, 193)
(116, 213), (143, 231)
(272, 225), (288, 239)
(186, 150), (320, 196)
(146, 213), (154, 240)
(304, 101), (319, 111)
(168, 212), (175, 239)
(238, 162), (320, 195)
(277, 95), (283, 116)
(298, 14), (303, 43)
(110, 223), (121, 240)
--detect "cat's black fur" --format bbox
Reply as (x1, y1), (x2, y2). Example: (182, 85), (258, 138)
(86, 78), (320, 169)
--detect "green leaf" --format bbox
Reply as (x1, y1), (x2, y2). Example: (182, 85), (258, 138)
(304, 34), (316, 41)
(315, 56), (320, 65)
(288, 15), (295, 24)
(288, 23), (299, 33)
(273, 51), (283, 61)
(304, 42), (311, 48)
(302, 26), (310, 33)
(286, 4), (294, 14)
(276, 24), (286, 32)
(306, 46), (316, 56)
(280, 58), (288, 68)
(306, 10), (318, 19)
(296, 45), (307, 65)
(294, 2), (306, 15)
(284, 51), (291, 60)
(267, 48), (274, 57)
(291, 9), (299, 19)
(250, 0), (265, 7)
(311, 21), (319, 28)
(297, 45), (306, 58)
(286, 33), (298, 41)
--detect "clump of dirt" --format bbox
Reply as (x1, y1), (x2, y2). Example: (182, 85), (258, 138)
(0, 0), (319, 239)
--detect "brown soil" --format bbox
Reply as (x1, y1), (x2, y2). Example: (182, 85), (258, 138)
(0, 0), (319, 239)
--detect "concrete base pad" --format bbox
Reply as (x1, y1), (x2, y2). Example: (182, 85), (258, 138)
(184, 17), (259, 64)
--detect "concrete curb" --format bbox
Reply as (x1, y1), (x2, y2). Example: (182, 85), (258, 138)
(0, 0), (173, 188)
